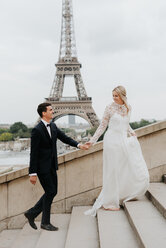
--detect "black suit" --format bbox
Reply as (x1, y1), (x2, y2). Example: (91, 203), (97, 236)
(28, 121), (78, 224)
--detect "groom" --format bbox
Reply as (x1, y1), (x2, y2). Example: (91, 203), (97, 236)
(24, 102), (88, 231)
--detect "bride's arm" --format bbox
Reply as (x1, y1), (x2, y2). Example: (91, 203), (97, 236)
(127, 105), (136, 136)
(89, 105), (112, 145)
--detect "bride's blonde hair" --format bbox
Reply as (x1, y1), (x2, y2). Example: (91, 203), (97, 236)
(113, 86), (129, 112)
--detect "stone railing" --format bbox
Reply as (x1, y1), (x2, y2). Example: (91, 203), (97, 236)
(136, 120), (166, 182)
(0, 120), (166, 231)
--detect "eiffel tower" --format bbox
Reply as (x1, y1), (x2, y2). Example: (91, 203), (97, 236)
(46, 0), (99, 127)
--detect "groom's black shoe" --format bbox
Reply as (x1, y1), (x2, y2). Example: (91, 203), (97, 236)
(24, 211), (37, 230)
(120, 204), (124, 210)
(41, 223), (59, 231)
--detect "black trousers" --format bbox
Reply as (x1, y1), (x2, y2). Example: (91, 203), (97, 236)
(28, 167), (58, 224)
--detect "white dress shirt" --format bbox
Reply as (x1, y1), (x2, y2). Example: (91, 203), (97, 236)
(41, 119), (51, 137)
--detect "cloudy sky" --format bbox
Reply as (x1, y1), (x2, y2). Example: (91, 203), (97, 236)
(0, 0), (166, 125)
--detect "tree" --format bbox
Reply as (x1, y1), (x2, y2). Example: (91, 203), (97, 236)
(0, 128), (9, 135)
(10, 122), (28, 134)
(15, 129), (31, 138)
(0, 132), (13, 141)
(130, 119), (156, 130)
(60, 127), (76, 136)
(86, 126), (107, 141)
(0, 122), (32, 140)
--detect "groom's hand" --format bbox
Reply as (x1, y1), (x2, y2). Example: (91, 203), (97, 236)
(30, 176), (37, 185)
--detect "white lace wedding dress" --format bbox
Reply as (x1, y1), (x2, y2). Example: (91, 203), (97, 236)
(84, 102), (149, 217)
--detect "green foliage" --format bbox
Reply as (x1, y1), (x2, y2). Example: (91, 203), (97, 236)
(10, 122), (28, 133)
(61, 128), (71, 133)
(12, 130), (31, 139)
(86, 126), (107, 141)
(0, 122), (32, 141)
(60, 127), (76, 136)
(86, 127), (96, 137)
(0, 128), (10, 135)
(0, 132), (13, 141)
(28, 128), (33, 133)
(130, 119), (157, 130)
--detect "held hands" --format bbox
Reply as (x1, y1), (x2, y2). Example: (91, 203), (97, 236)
(78, 144), (89, 150)
(85, 142), (92, 149)
(78, 142), (92, 150)
(30, 176), (37, 185)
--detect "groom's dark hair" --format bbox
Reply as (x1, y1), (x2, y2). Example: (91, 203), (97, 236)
(37, 103), (51, 117)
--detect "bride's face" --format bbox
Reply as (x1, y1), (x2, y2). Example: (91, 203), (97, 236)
(112, 91), (124, 105)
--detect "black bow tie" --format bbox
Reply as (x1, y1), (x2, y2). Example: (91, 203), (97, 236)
(47, 124), (51, 127)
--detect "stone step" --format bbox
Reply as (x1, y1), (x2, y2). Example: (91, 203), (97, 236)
(146, 183), (166, 219)
(0, 229), (21, 248)
(11, 223), (41, 248)
(65, 206), (99, 248)
(124, 196), (166, 248)
(35, 214), (71, 248)
(97, 208), (139, 248)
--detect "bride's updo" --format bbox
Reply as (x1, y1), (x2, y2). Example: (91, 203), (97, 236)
(113, 86), (129, 112)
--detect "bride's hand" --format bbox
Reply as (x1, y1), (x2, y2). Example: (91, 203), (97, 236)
(85, 142), (92, 148)
(78, 144), (89, 150)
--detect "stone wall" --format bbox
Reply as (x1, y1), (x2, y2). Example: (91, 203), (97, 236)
(136, 120), (166, 182)
(0, 120), (166, 231)
(0, 139), (30, 151)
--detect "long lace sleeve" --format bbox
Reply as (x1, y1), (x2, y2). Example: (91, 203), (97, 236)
(127, 105), (136, 136)
(90, 105), (112, 144)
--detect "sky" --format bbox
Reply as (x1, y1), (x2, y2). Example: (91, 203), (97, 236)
(0, 0), (166, 125)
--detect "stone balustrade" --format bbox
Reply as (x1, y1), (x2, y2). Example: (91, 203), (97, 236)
(136, 120), (166, 182)
(0, 120), (166, 231)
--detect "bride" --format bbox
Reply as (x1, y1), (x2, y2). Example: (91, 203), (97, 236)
(84, 86), (149, 216)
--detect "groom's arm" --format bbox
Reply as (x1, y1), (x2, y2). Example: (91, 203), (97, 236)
(56, 126), (79, 147)
(56, 127), (89, 150)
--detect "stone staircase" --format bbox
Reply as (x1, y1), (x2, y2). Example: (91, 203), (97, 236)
(0, 183), (166, 248)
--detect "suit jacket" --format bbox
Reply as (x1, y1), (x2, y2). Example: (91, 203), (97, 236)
(29, 121), (78, 174)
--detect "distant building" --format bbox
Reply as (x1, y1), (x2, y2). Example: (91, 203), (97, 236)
(0, 124), (11, 129)
(68, 115), (76, 126)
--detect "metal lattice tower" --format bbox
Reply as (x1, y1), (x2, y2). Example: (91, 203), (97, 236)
(46, 0), (99, 127)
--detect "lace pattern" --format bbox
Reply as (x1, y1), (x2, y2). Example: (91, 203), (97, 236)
(90, 102), (134, 144)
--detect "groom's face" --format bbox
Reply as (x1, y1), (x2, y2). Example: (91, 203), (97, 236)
(43, 106), (54, 121)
